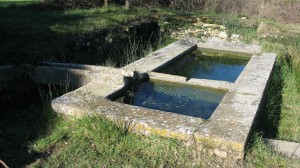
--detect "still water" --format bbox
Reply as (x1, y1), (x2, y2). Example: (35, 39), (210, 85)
(117, 81), (225, 119)
(159, 50), (249, 82)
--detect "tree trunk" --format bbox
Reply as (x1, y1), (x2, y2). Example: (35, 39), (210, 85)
(125, 0), (130, 9)
(104, 0), (108, 7)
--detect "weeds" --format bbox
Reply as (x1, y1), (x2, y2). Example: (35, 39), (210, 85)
(104, 38), (154, 67)
(0, 69), (72, 167)
(246, 134), (300, 167)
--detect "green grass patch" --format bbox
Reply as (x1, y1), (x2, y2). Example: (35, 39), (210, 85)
(29, 115), (191, 167)
(246, 135), (300, 168)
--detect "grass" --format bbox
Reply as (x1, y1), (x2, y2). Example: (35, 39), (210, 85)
(1, 0), (300, 167)
(246, 135), (300, 168)
(278, 56), (300, 142)
(25, 111), (243, 168)
(28, 115), (192, 167)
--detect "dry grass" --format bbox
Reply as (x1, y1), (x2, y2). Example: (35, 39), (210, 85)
(128, 0), (300, 23)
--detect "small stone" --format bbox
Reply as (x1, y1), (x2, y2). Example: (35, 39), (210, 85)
(121, 70), (134, 77)
(207, 149), (214, 156)
(241, 17), (247, 20)
(193, 22), (203, 27)
(218, 31), (228, 39)
(214, 149), (227, 158)
(231, 34), (240, 40)
(203, 23), (218, 28)
(211, 30), (219, 37)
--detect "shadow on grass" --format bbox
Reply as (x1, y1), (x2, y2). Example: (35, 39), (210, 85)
(0, 72), (64, 167)
(0, 1), (87, 65)
(255, 59), (284, 138)
(0, 1), (162, 66)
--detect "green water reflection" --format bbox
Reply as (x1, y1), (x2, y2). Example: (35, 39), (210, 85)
(159, 50), (249, 82)
(118, 80), (225, 119)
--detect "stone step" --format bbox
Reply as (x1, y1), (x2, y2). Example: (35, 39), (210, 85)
(264, 138), (300, 159)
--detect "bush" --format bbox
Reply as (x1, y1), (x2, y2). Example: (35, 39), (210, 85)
(41, 0), (300, 23)
(42, 0), (104, 9)
(258, 0), (300, 23)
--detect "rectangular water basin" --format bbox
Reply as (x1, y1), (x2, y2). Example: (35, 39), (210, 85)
(116, 80), (226, 119)
(158, 49), (249, 82)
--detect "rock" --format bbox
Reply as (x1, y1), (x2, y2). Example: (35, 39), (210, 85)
(121, 70), (134, 77)
(241, 17), (247, 20)
(257, 22), (264, 33)
(218, 31), (228, 39)
(193, 22), (203, 27)
(214, 149), (227, 158)
(207, 28), (213, 35)
(203, 23), (218, 28)
(211, 30), (219, 37)
(231, 34), (240, 40)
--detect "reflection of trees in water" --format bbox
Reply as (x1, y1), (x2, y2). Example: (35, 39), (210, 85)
(195, 58), (215, 74)
(179, 55), (248, 78)
(178, 56), (215, 78)
(159, 54), (195, 75)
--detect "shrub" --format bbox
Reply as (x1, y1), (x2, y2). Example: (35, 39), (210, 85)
(42, 0), (104, 9)
(41, 0), (300, 23)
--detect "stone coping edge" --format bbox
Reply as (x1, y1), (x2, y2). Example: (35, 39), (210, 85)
(148, 72), (233, 91)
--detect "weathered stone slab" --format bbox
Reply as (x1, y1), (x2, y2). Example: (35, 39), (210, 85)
(148, 72), (187, 84)
(51, 67), (135, 117)
(187, 78), (234, 91)
(40, 62), (115, 72)
(94, 100), (205, 139)
(148, 72), (233, 91)
(194, 93), (262, 153)
(293, 145), (300, 159)
(123, 38), (197, 73)
(32, 66), (92, 88)
(231, 53), (276, 94)
(264, 139), (300, 158)
(198, 37), (261, 56)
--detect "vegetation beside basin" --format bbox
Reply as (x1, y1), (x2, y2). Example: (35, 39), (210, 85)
(0, 0), (178, 65)
(224, 17), (300, 142)
(0, 0), (300, 167)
